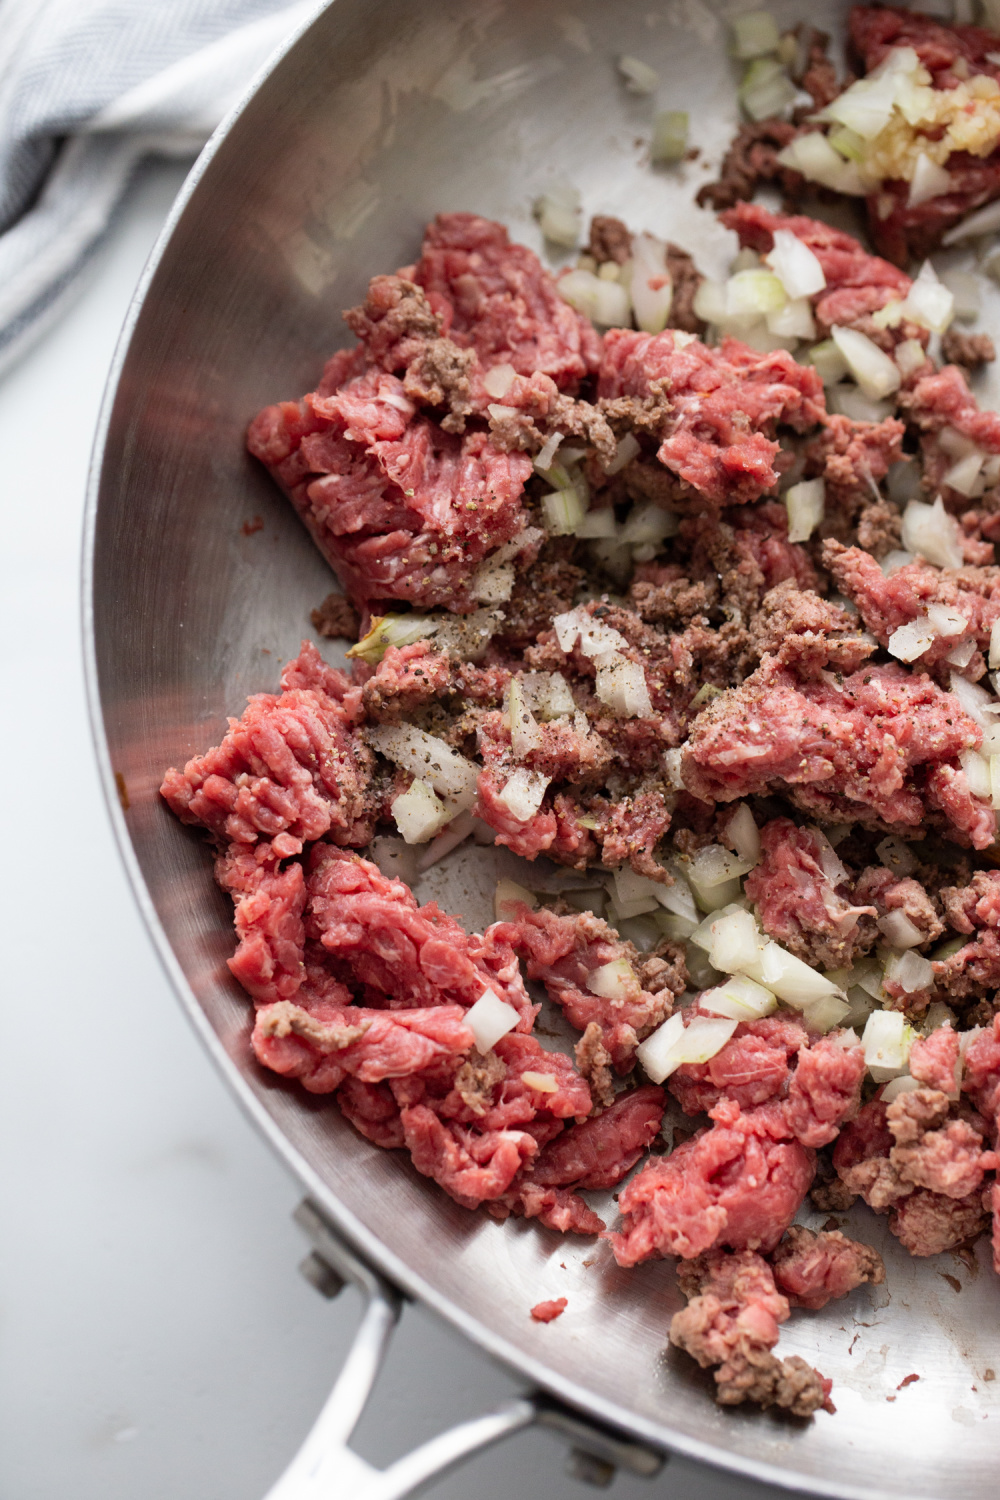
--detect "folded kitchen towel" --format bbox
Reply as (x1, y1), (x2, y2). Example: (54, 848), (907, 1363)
(0, 0), (318, 378)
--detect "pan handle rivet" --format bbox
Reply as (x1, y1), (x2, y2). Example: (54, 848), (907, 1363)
(566, 1448), (616, 1488)
(298, 1250), (346, 1300)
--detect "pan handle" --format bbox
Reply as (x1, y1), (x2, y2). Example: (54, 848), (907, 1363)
(261, 1200), (664, 1500)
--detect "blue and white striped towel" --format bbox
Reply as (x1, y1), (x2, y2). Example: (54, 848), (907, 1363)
(0, 0), (318, 377)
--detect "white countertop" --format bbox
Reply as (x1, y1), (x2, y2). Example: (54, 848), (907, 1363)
(0, 159), (804, 1500)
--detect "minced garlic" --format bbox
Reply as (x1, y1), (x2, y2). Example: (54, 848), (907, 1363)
(863, 69), (1000, 184)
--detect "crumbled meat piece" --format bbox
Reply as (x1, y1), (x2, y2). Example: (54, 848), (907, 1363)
(696, 119), (802, 213)
(361, 641), (451, 721)
(941, 329), (997, 372)
(401, 1106), (540, 1208)
(531, 1086), (665, 1190)
(856, 501), (903, 561)
(744, 818), (877, 969)
(854, 866), (944, 948)
(909, 1026), (961, 1098)
(495, 904), (672, 1070)
(498, 1183), (605, 1235)
(311, 591), (360, 640)
(936, 872), (1000, 998)
(962, 1013), (1000, 1132)
(495, 545), (584, 651)
(574, 1022), (615, 1110)
(635, 940), (687, 998)
(804, 413), (904, 503)
(747, 582), (872, 682)
(160, 641), (372, 854)
(599, 329), (825, 506)
(664, 243), (706, 336)
(833, 1099), (912, 1211)
(887, 1087), (995, 1200)
(770, 1225), (885, 1310)
(682, 656), (994, 849)
(343, 274), (443, 370)
(337, 1077), (406, 1148)
(453, 1049), (508, 1117)
(889, 1188), (990, 1257)
(795, 23), (841, 111)
(902, 364), (1000, 459)
(669, 1249), (833, 1416)
(588, 215), (632, 265)
(610, 1099), (815, 1265)
(783, 1036), (867, 1149)
(530, 1297), (568, 1322)
(402, 337), (479, 432)
(668, 1014), (808, 1118)
(216, 844), (307, 1004)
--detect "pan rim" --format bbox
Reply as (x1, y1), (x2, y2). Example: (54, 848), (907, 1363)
(78, 5), (954, 1495)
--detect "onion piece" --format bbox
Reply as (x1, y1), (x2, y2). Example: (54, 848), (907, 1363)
(895, 338), (927, 380)
(494, 879), (538, 920)
(575, 507), (619, 539)
(619, 501), (680, 546)
(707, 907), (763, 975)
(653, 871), (700, 926)
(740, 57), (798, 121)
(595, 655), (654, 717)
(785, 478), (825, 543)
(542, 485), (587, 536)
(877, 909), (925, 949)
(506, 677), (544, 758)
(370, 726), (480, 806)
(689, 844), (755, 893)
(901, 496), (964, 569)
(887, 616), (936, 663)
(628, 235), (674, 335)
(942, 198), (1000, 244)
(989, 619), (1000, 671)
(943, 451), (985, 497)
(926, 603), (967, 637)
(482, 363), (517, 399)
(391, 779), (450, 844)
(876, 836), (918, 878)
(882, 1073), (923, 1103)
(801, 994), (852, 1034)
(725, 804), (761, 866)
(826, 385), (894, 423)
(861, 1008), (914, 1080)
(776, 132), (867, 195)
(907, 152), (952, 208)
(743, 940), (843, 1006)
(604, 431), (640, 475)
(884, 950), (935, 995)
(726, 268), (787, 321)
(613, 865), (659, 907)
(946, 638), (976, 669)
(899, 260), (954, 334)
(553, 606), (628, 658)
(949, 670), (994, 728)
(497, 768), (550, 822)
(767, 296), (815, 339)
(587, 958), (639, 1001)
(466, 988), (520, 1053)
(700, 974), (777, 1021)
(806, 338), (849, 386)
(667, 1015), (740, 1066)
(534, 185), (581, 247)
(693, 279), (728, 326)
(831, 325), (902, 400)
(618, 54), (660, 93)
(534, 429), (562, 471)
(960, 748), (992, 801)
(635, 1011), (686, 1083)
(417, 809), (478, 870)
(765, 229), (826, 298)
(730, 9), (781, 58)
(651, 110), (689, 162)
(349, 612), (438, 665)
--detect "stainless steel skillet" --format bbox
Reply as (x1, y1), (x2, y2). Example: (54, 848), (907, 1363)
(83, 0), (1000, 1495)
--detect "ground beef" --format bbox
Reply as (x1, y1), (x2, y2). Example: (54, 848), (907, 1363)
(744, 818), (878, 968)
(783, 1037), (867, 1149)
(610, 1099), (814, 1265)
(832, 1098), (911, 1210)
(902, 364), (1000, 457)
(531, 1085), (665, 1190)
(495, 904), (672, 1070)
(887, 1086), (995, 1199)
(411, 212), (601, 386)
(530, 1298), (568, 1322)
(495, 544), (584, 652)
(856, 500), (903, 561)
(681, 656), (994, 848)
(770, 1225), (885, 1309)
(664, 243), (706, 336)
(909, 1026), (961, 1097)
(721, 202), (912, 329)
(849, 6), (1000, 263)
(668, 1014), (807, 1118)
(935, 871), (1000, 998)
(941, 329), (997, 372)
(825, 538), (1000, 679)
(588, 215), (632, 266)
(669, 1249), (833, 1416)
(696, 119), (803, 213)
(796, 23), (842, 111)
(498, 1183), (605, 1235)
(747, 582), (863, 680)
(361, 641), (451, 721)
(311, 591), (360, 640)
(597, 329), (825, 505)
(963, 1014), (1000, 1132)
(574, 1021), (615, 1109)
(889, 1187), (990, 1256)
(804, 413), (904, 504)
(160, 641), (373, 855)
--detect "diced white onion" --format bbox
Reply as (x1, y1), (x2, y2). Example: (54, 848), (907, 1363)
(628, 233), (675, 333)
(693, 278), (728, 326)
(989, 619), (1000, 670)
(618, 55), (660, 93)
(740, 56), (798, 121)
(653, 871), (700, 925)
(466, 988), (520, 1053)
(939, 271), (980, 325)
(926, 603), (967, 637)
(882, 1073), (926, 1103)
(743, 940), (843, 1006)
(557, 269), (629, 326)
(349, 612), (439, 665)
(535, 185), (581, 246)
(553, 606), (628, 658)
(817, 45), (922, 141)
(651, 109), (689, 162)
(604, 431), (640, 475)
(534, 429), (562, 471)
(884, 950), (935, 996)
(391, 779), (450, 844)
(899, 260), (954, 335)
(876, 836), (918, 877)
(700, 974), (777, 1022)
(767, 296), (815, 339)
(776, 132), (867, 195)
(944, 451), (985, 497)
(831, 325), (902, 401)
(689, 844), (755, 895)
(826, 385), (894, 423)
(636, 1011), (686, 1082)
(613, 865), (659, 907)
(766, 229), (826, 299)
(888, 616), (936, 663)
(943, 199), (1000, 245)
(542, 485), (587, 535)
(801, 994), (852, 1033)
(907, 153), (952, 208)
(497, 768), (550, 822)
(587, 958), (639, 1001)
(946, 638), (977, 669)
(981, 723), (1000, 755)
(472, 558), (515, 602)
(506, 677), (544, 758)
(575, 507), (619, 539)
(595, 654), (654, 717)
(619, 501), (680, 546)
(522, 1070), (559, 1093)
(895, 338), (926, 380)
(370, 726), (480, 806)
(667, 1014), (740, 1066)
(807, 338), (850, 386)
(882, 549), (914, 577)
(726, 268), (787, 321)
(707, 908), (763, 975)
(949, 670), (994, 728)
(482, 363), (517, 399)
(731, 9), (781, 58)
(785, 478), (825, 543)
(862, 1008), (913, 1080)
(433, 607), (507, 664)
(960, 748), (992, 801)
(877, 909), (925, 949)
(726, 804), (761, 866)
(494, 879), (538, 920)
(901, 496), (964, 569)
